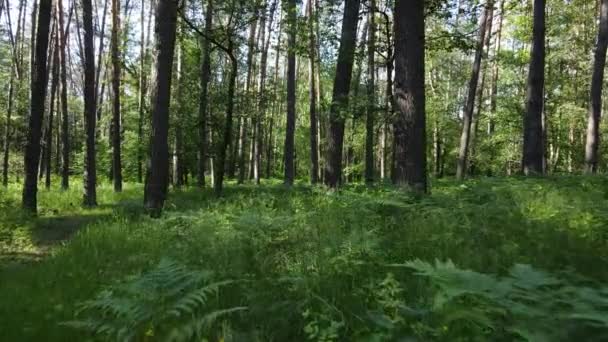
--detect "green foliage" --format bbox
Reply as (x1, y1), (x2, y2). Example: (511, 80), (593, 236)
(1, 177), (608, 341)
(62, 258), (246, 342)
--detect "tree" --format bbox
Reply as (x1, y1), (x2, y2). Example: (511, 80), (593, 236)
(197, 0), (213, 188)
(365, 0), (376, 184)
(144, 0), (178, 217)
(45, 24), (60, 190)
(284, 0), (297, 186)
(393, 0), (426, 192)
(22, 0), (52, 212)
(585, 0), (608, 174)
(82, 0), (98, 206)
(111, 0), (122, 191)
(522, 0), (546, 175)
(307, 0), (319, 184)
(58, 0), (70, 190)
(456, 1), (492, 180)
(324, 0), (361, 188)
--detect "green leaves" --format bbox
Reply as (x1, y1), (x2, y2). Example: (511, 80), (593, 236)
(62, 258), (245, 342)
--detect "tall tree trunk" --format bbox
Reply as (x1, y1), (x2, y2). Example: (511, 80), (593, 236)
(3, 64), (16, 187)
(585, 0), (608, 173)
(46, 28), (60, 190)
(365, 0), (376, 184)
(393, 0), (426, 192)
(306, 0), (319, 184)
(22, 0), (51, 212)
(144, 0), (178, 217)
(215, 49), (238, 195)
(111, 0), (122, 191)
(94, 0), (108, 120)
(197, 0), (213, 187)
(522, 0), (546, 175)
(238, 9), (259, 184)
(137, 0), (148, 183)
(383, 11), (393, 181)
(488, 0), (505, 174)
(284, 0), (297, 186)
(469, 6), (494, 175)
(173, 34), (184, 188)
(324, 0), (361, 188)
(456, 1), (492, 180)
(82, 0), (98, 206)
(59, 0), (70, 190)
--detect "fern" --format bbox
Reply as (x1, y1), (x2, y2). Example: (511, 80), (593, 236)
(62, 258), (246, 341)
(398, 259), (608, 341)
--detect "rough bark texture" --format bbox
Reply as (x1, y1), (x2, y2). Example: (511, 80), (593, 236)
(144, 0), (178, 217)
(58, 0), (70, 190)
(45, 27), (60, 190)
(365, 0), (376, 184)
(307, 0), (319, 184)
(324, 0), (361, 188)
(111, 0), (122, 191)
(197, 0), (213, 187)
(22, 0), (51, 212)
(585, 0), (608, 173)
(284, 0), (297, 186)
(82, 0), (97, 206)
(393, 0), (427, 192)
(522, 0), (546, 175)
(456, 1), (491, 180)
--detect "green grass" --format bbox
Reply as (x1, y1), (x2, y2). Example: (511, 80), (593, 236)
(1, 176), (607, 341)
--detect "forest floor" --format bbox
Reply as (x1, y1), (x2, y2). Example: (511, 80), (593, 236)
(1, 177), (608, 341)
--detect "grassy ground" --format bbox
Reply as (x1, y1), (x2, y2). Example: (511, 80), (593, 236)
(1, 176), (607, 341)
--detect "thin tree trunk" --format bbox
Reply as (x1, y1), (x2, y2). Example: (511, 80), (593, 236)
(22, 0), (51, 212)
(173, 33), (184, 188)
(45, 27), (60, 190)
(393, 0), (426, 192)
(137, 0), (147, 183)
(306, 0), (319, 184)
(111, 0), (122, 191)
(585, 0), (608, 173)
(59, 0), (70, 189)
(215, 49), (238, 195)
(82, 0), (98, 206)
(456, 1), (492, 180)
(197, 0), (213, 187)
(283, 0), (297, 186)
(365, 0), (376, 184)
(487, 0), (504, 175)
(522, 0), (546, 175)
(144, 0), (178, 216)
(324, 0), (361, 188)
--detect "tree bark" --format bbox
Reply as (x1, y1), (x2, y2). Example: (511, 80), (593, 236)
(82, 0), (98, 206)
(144, 0), (178, 217)
(456, 1), (492, 180)
(306, 0), (319, 184)
(324, 0), (361, 188)
(284, 0), (297, 186)
(365, 0), (376, 184)
(45, 27), (60, 190)
(522, 0), (546, 175)
(22, 0), (51, 212)
(111, 0), (122, 191)
(393, 0), (426, 192)
(197, 0), (213, 187)
(215, 49), (238, 195)
(58, 0), (70, 190)
(136, 0), (148, 183)
(585, 0), (608, 173)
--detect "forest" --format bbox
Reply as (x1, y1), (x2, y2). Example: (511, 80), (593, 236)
(1, 0), (608, 340)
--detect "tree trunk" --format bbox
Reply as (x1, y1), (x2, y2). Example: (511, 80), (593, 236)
(59, 0), (70, 190)
(324, 0), (361, 188)
(487, 0), (504, 175)
(456, 1), (492, 180)
(393, 0), (426, 192)
(522, 0), (546, 175)
(365, 0), (376, 184)
(306, 0), (319, 184)
(197, 0), (213, 187)
(46, 28), (60, 190)
(145, 0), (178, 216)
(22, 0), (51, 212)
(173, 34), (184, 188)
(283, 0), (297, 186)
(585, 0), (608, 173)
(111, 0), (122, 191)
(137, 0), (148, 183)
(215, 50), (238, 195)
(82, 0), (98, 206)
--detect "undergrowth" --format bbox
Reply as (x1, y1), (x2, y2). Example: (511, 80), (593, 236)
(1, 176), (607, 341)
